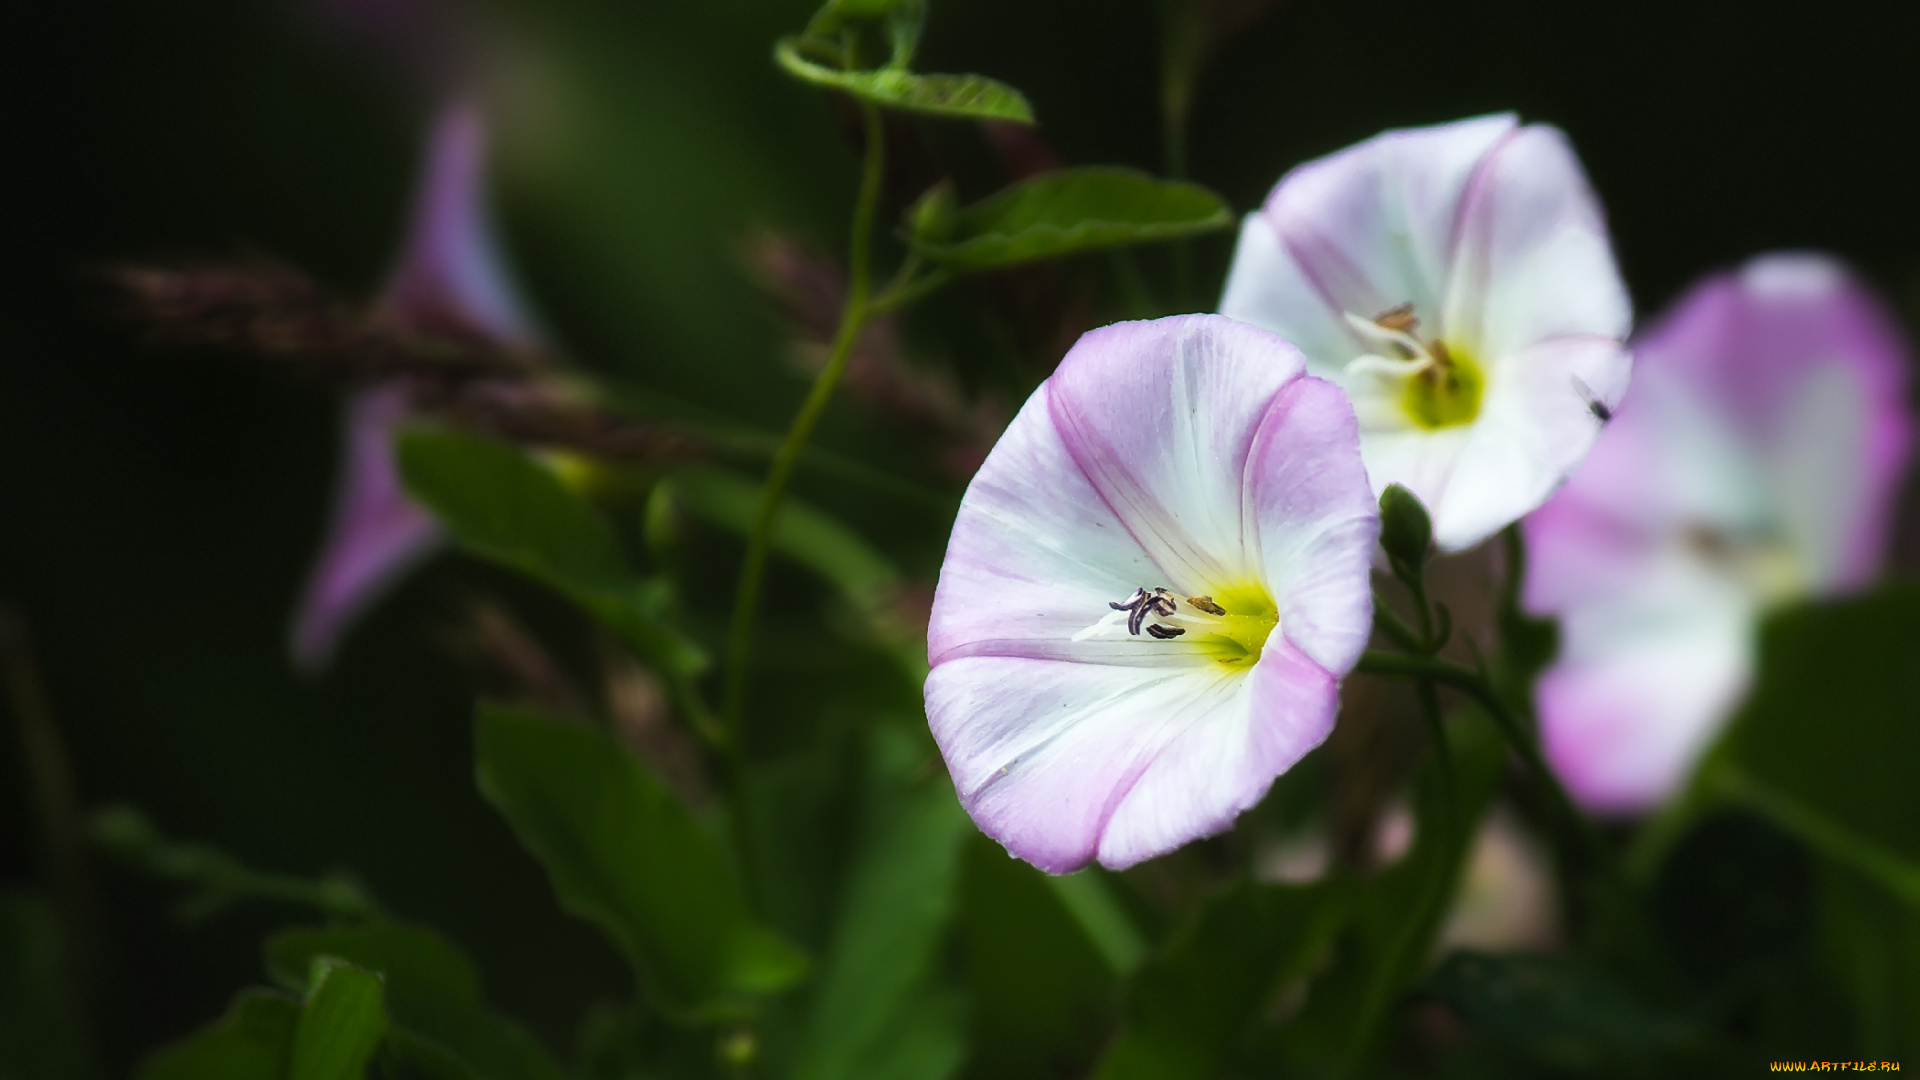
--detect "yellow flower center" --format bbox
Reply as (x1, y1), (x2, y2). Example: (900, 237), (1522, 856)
(1183, 582), (1280, 667)
(1401, 341), (1484, 430)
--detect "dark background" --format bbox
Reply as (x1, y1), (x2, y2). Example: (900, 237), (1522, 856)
(6, 0), (1919, 1069)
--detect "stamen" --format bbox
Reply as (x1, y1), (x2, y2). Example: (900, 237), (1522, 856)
(1374, 302), (1419, 334)
(1145, 624), (1185, 639)
(1187, 595), (1227, 616)
(1108, 587), (1147, 612)
(1343, 310), (1429, 360)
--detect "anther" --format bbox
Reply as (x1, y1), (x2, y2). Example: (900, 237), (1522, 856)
(1146, 624), (1186, 639)
(1374, 302), (1419, 335)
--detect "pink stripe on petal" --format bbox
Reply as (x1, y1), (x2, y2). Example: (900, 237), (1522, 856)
(1045, 316), (1305, 594)
(1245, 376), (1379, 675)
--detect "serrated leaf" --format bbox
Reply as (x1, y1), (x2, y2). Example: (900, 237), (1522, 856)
(396, 428), (706, 679)
(774, 39), (1033, 123)
(905, 167), (1232, 272)
(265, 923), (567, 1080)
(138, 990), (299, 1080)
(287, 959), (387, 1080)
(475, 706), (807, 1019)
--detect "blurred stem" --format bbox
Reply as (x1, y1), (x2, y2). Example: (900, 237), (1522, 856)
(722, 101), (887, 747)
(1354, 651), (1609, 871)
(0, 609), (103, 998)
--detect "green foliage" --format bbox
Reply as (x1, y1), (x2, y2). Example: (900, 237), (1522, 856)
(286, 958), (387, 1080)
(1259, 712), (1507, 1075)
(265, 923), (567, 1080)
(1709, 583), (1920, 901)
(138, 990), (300, 1080)
(473, 705), (807, 1019)
(92, 805), (382, 921)
(1093, 880), (1340, 1079)
(396, 428), (707, 682)
(959, 838), (1120, 1079)
(905, 169), (1233, 272)
(795, 723), (969, 1080)
(0, 891), (96, 1080)
(1422, 951), (1693, 1071)
(773, 39), (1034, 124)
(668, 468), (900, 622)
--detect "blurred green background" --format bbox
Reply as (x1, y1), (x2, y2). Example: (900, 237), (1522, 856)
(6, 0), (1920, 1071)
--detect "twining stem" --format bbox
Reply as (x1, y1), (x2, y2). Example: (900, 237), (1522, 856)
(721, 101), (887, 745)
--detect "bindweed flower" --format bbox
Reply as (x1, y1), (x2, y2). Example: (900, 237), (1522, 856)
(291, 100), (538, 670)
(1219, 114), (1632, 552)
(1525, 255), (1913, 813)
(925, 315), (1379, 872)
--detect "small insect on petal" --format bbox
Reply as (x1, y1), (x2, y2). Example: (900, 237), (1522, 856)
(1187, 595), (1227, 616)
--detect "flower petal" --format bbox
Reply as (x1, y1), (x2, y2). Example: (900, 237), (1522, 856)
(1427, 334), (1630, 551)
(381, 99), (538, 343)
(1235, 113), (1519, 366)
(927, 638), (1337, 872)
(926, 388), (1169, 668)
(1538, 596), (1754, 815)
(290, 387), (442, 671)
(1045, 316), (1307, 593)
(1444, 124), (1631, 358)
(1633, 255), (1912, 589)
(1245, 376), (1380, 674)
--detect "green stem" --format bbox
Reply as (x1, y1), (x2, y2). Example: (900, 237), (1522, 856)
(721, 101), (887, 745)
(1354, 650), (1607, 869)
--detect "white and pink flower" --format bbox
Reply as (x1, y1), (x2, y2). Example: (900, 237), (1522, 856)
(925, 315), (1379, 872)
(1220, 113), (1632, 552)
(1525, 254), (1913, 813)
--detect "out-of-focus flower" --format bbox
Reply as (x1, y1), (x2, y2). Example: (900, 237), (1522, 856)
(290, 100), (538, 671)
(1219, 114), (1632, 552)
(1525, 254), (1913, 813)
(924, 315), (1379, 872)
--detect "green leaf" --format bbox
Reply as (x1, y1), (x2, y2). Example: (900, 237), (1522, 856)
(265, 922), (567, 1080)
(1421, 951), (1694, 1070)
(1045, 871), (1147, 979)
(668, 468), (900, 618)
(1709, 584), (1920, 903)
(774, 38), (1033, 123)
(1092, 880), (1340, 1080)
(796, 724), (970, 1080)
(960, 835), (1119, 1079)
(905, 168), (1233, 272)
(287, 958), (387, 1080)
(396, 429), (706, 679)
(1259, 712), (1506, 1075)
(138, 990), (299, 1080)
(474, 705), (807, 1018)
